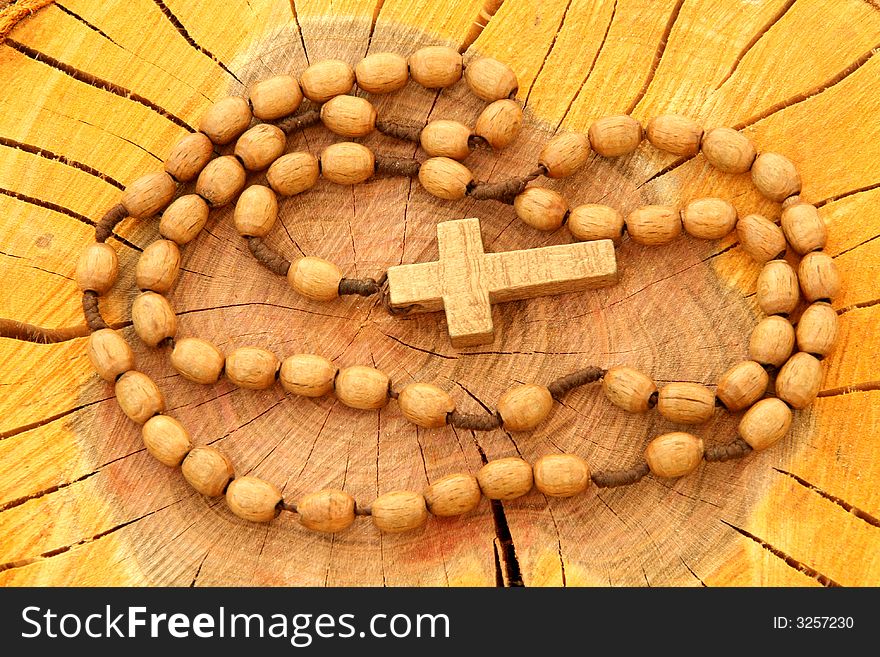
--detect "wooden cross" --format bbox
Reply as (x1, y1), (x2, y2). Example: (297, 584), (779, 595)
(386, 218), (618, 347)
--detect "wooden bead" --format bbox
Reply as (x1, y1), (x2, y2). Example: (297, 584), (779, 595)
(477, 457), (533, 500)
(355, 52), (409, 94)
(645, 432), (704, 478)
(464, 56), (518, 101)
(646, 114), (703, 156)
(514, 187), (568, 231)
(234, 123), (286, 171)
(700, 127), (756, 174)
(226, 476), (281, 523)
(131, 291), (177, 347)
(474, 99), (522, 150)
(170, 337), (225, 385)
(602, 366), (656, 413)
(371, 491), (428, 533)
(539, 132), (591, 178)
(164, 132), (214, 182)
(75, 242), (118, 294)
(115, 371), (165, 424)
(736, 213), (786, 263)
(279, 354), (337, 397)
(409, 46), (462, 88)
(781, 203), (827, 254)
(797, 302), (838, 357)
(588, 115), (643, 157)
(625, 205), (681, 245)
(195, 155), (246, 207)
(287, 256), (342, 301)
(752, 152), (801, 202)
(420, 120), (472, 160)
(298, 489), (356, 533)
(717, 360), (769, 411)
(248, 75), (303, 120)
(397, 383), (455, 428)
(87, 328), (134, 382)
(749, 315), (795, 368)
(533, 454), (590, 498)
(568, 204), (625, 243)
(122, 171), (176, 218)
(423, 474), (481, 516)
(267, 152), (320, 196)
(160, 194), (209, 245)
(757, 259), (800, 315)
(657, 383), (716, 424)
(135, 239), (180, 293)
(299, 59), (355, 103)
(682, 197), (737, 240)
(335, 365), (390, 410)
(320, 142), (374, 185)
(182, 446), (234, 497)
(497, 384), (554, 431)
(418, 157), (472, 200)
(233, 185), (278, 237)
(320, 95), (377, 137)
(225, 347), (279, 389)
(738, 398), (792, 451)
(799, 251), (841, 302)
(199, 96), (252, 145)
(142, 415), (192, 466)
(776, 352), (823, 409)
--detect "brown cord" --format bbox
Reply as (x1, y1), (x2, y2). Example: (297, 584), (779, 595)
(591, 461), (650, 488)
(278, 500), (297, 513)
(275, 109), (321, 134)
(338, 277), (382, 297)
(547, 366), (606, 400)
(94, 203), (127, 243)
(447, 409), (501, 430)
(374, 154), (421, 178)
(247, 236), (291, 276)
(466, 166), (546, 203)
(0, 318), (90, 343)
(82, 290), (108, 332)
(375, 118), (423, 142)
(704, 437), (753, 462)
(355, 504), (372, 516)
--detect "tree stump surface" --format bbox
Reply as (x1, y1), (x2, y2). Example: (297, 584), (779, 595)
(0, 0), (878, 587)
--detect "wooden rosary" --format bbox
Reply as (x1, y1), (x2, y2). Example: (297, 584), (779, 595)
(75, 47), (841, 534)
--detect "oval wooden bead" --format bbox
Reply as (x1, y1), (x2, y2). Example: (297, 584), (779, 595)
(700, 127), (756, 174)
(233, 185), (278, 237)
(409, 46), (462, 88)
(181, 446), (234, 497)
(497, 384), (553, 432)
(287, 256), (342, 301)
(423, 473), (481, 516)
(717, 360), (769, 411)
(657, 383), (716, 424)
(736, 213), (787, 263)
(474, 99), (522, 150)
(464, 56), (518, 101)
(320, 95), (377, 137)
(514, 187), (568, 231)
(335, 365), (390, 410)
(797, 302), (838, 357)
(164, 132), (214, 182)
(298, 489), (356, 533)
(799, 251), (841, 302)
(776, 352), (823, 409)
(159, 194), (209, 245)
(195, 155), (246, 207)
(539, 132), (591, 178)
(588, 115), (643, 157)
(602, 366), (656, 413)
(682, 197), (737, 240)
(131, 291), (177, 347)
(355, 52), (409, 94)
(533, 454), (590, 498)
(781, 203), (827, 254)
(267, 152), (320, 196)
(122, 171), (176, 218)
(87, 328), (134, 382)
(142, 414), (192, 466)
(749, 315), (795, 368)
(135, 239), (180, 293)
(115, 371), (165, 424)
(320, 142), (375, 186)
(477, 457), (533, 500)
(225, 347), (279, 389)
(170, 337), (225, 385)
(371, 491), (428, 533)
(420, 120), (472, 160)
(75, 242), (118, 294)
(646, 114), (703, 156)
(234, 123), (286, 171)
(199, 97), (252, 145)
(645, 432), (704, 478)
(752, 152), (801, 202)
(568, 204), (625, 243)
(226, 476), (281, 523)
(397, 383), (455, 428)
(418, 157), (472, 200)
(248, 75), (303, 120)
(625, 205), (681, 245)
(279, 354), (337, 397)
(299, 59), (355, 103)
(738, 397), (792, 451)
(757, 259), (800, 315)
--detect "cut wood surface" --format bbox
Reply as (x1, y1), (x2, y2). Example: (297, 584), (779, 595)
(0, 0), (878, 586)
